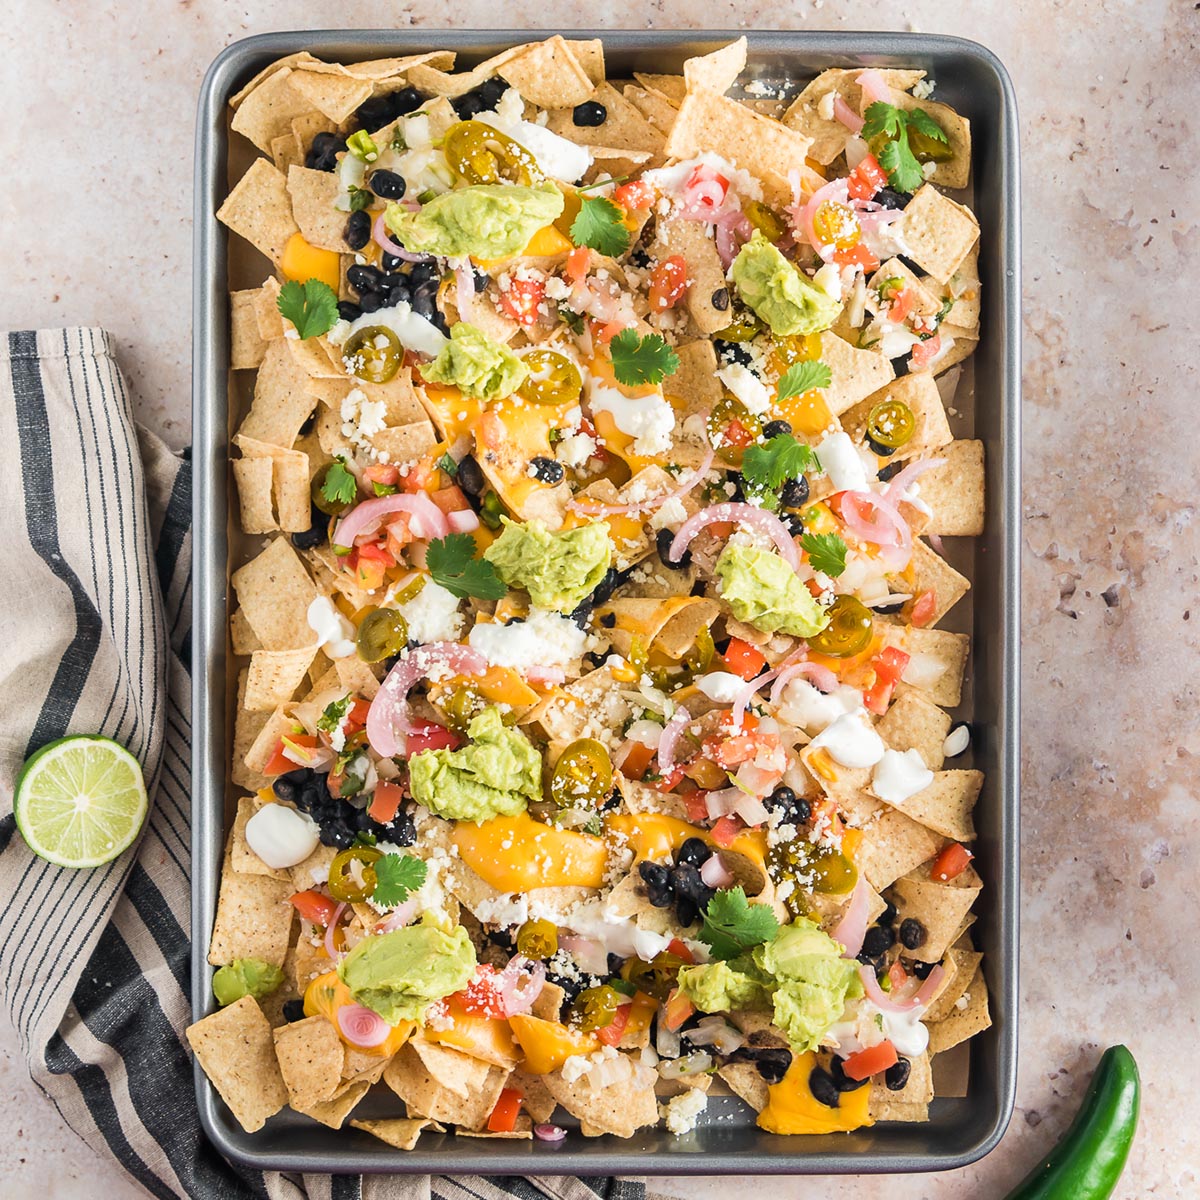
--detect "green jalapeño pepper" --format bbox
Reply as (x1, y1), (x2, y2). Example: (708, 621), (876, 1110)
(1004, 1044), (1140, 1200)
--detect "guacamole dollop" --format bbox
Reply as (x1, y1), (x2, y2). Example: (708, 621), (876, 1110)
(212, 958), (284, 1007)
(730, 231), (842, 336)
(409, 705), (542, 822)
(677, 959), (772, 1013)
(714, 543), (830, 637)
(420, 323), (529, 401)
(384, 182), (565, 260)
(483, 518), (611, 613)
(753, 919), (864, 1054)
(337, 923), (476, 1024)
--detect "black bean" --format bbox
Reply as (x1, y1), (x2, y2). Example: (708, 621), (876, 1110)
(452, 94), (485, 119)
(572, 100), (607, 127)
(677, 838), (712, 868)
(752, 1048), (793, 1083)
(337, 300), (362, 323)
(713, 338), (752, 366)
(879, 899), (899, 927)
(892, 354), (911, 378)
(829, 1054), (870, 1092)
(856, 950), (885, 971)
(386, 811), (417, 846)
(431, 309), (450, 336)
(456, 454), (486, 497)
(674, 897), (700, 928)
(477, 77), (507, 107)
(358, 291), (383, 314)
(656, 527), (691, 569)
(878, 460), (905, 483)
(873, 598), (907, 614)
(347, 263), (386, 294)
(765, 785), (810, 827)
(296, 781), (324, 814)
(272, 768), (311, 803)
(409, 261), (440, 287)
(911, 959), (936, 980)
(411, 289), (436, 319)
(670, 862), (708, 905)
(378, 252), (401, 272)
(782, 511), (807, 537)
(631, 248), (652, 269)
(282, 999), (307, 1023)
(383, 279), (411, 308)
(588, 566), (623, 608)
(761, 419), (792, 440)
(391, 86), (426, 117)
(290, 510), (328, 551)
(862, 925), (896, 957)
(866, 435), (897, 458)
(899, 918), (926, 950)
(710, 287), (730, 311)
(530, 456), (564, 484)
(875, 187), (911, 210)
(546, 970), (585, 1004)
(780, 476), (810, 508)
(885, 1057), (912, 1091)
(597, 612), (615, 629)
(305, 132), (347, 172)
(808, 1066), (841, 1108)
(343, 208), (373, 251)
(639, 861), (673, 907)
(369, 168), (407, 200)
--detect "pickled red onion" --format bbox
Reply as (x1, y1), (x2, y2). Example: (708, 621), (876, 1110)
(840, 490), (911, 550)
(337, 1002), (393, 1047)
(447, 507), (480, 533)
(770, 659), (839, 704)
(495, 954), (546, 1017)
(333, 491), (450, 548)
(366, 642), (488, 757)
(731, 646), (808, 726)
(792, 178), (851, 263)
(832, 875), (871, 958)
(882, 457), (946, 504)
(374, 897), (418, 933)
(714, 207), (754, 268)
(700, 854), (735, 889)
(657, 704), (695, 774)
(856, 69), (892, 106)
(668, 502), (800, 571)
(858, 962), (945, 1013)
(569, 447), (714, 517)
(324, 902), (348, 959)
(833, 94), (865, 133)
(373, 212), (432, 262)
(534, 1123), (567, 1142)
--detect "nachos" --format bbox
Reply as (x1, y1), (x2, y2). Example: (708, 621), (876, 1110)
(191, 36), (991, 1144)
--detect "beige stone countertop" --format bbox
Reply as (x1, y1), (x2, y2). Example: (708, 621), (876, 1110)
(0, 1), (1197, 1197)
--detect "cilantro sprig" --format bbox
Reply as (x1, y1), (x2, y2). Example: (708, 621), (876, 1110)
(741, 434), (821, 494)
(861, 102), (949, 194)
(776, 359), (833, 403)
(426, 532), (506, 600)
(698, 887), (780, 961)
(569, 196), (632, 258)
(316, 694), (353, 733)
(609, 329), (680, 387)
(321, 457), (357, 507)
(371, 854), (428, 908)
(276, 278), (340, 340)
(800, 531), (848, 578)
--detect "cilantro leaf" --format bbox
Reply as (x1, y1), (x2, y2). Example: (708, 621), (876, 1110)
(609, 329), (680, 387)
(316, 694), (353, 733)
(570, 196), (632, 258)
(860, 101), (904, 142)
(321, 457), (357, 507)
(426, 532), (507, 600)
(371, 854), (428, 908)
(861, 101), (946, 194)
(698, 887), (780, 960)
(800, 531), (848, 578)
(908, 107), (949, 143)
(741, 434), (820, 493)
(776, 360), (833, 403)
(878, 137), (925, 195)
(276, 277), (340, 340)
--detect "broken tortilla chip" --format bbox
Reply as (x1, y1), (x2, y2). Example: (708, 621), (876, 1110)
(216, 158), (299, 266)
(273, 1015), (345, 1110)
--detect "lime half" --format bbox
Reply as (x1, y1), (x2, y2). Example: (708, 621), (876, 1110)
(14, 735), (148, 868)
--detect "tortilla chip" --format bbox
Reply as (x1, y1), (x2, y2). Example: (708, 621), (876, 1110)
(230, 67), (317, 154)
(869, 1050), (934, 1118)
(384, 1043), (508, 1128)
(269, 130), (302, 173)
(635, 73), (686, 104)
(232, 455), (277, 535)
(497, 36), (593, 108)
(562, 39), (604, 85)
(683, 38), (747, 95)
(238, 339), (319, 449)
(404, 47), (521, 99)
(509, 1069), (559, 1123)
(186, 997), (289, 1133)
(234, 433), (312, 534)
(243, 645), (319, 712)
(876, 690), (952, 771)
(890, 865), (982, 963)
(716, 1062), (769, 1111)
(207, 860), (294, 968)
(819, 331), (896, 416)
(897, 185), (980, 283)
(941, 249), (980, 330)
(230, 52), (321, 108)
(273, 1015), (345, 1109)
(927, 964), (991, 1053)
(870, 1096), (930, 1123)
(351, 1117), (440, 1151)
(231, 610), (263, 656)
(595, 596), (719, 660)
(931, 1040), (972, 1097)
(666, 339), (724, 427)
(372, 421), (439, 466)
(541, 1068), (659, 1138)
(880, 625), (970, 709)
(652, 217), (730, 335)
(924, 948), (983, 1022)
(547, 82), (665, 156)
(230, 795), (292, 880)
(885, 91), (971, 189)
(851, 373), (954, 468)
(231, 289), (268, 370)
(623, 86), (682, 135)
(232, 672), (272, 790)
(300, 50), (457, 83)
(889, 769), (981, 841)
(287, 68), (372, 124)
(286, 165), (350, 252)
(665, 87), (812, 207)
(907, 539), (971, 627)
(232, 538), (319, 654)
(253, 277), (286, 341)
(216, 158), (299, 266)
(409, 1037), (494, 1099)
(296, 1080), (373, 1128)
(853, 809), (945, 892)
(930, 324), (979, 377)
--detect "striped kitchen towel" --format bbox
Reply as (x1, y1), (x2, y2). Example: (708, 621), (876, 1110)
(0, 328), (653, 1200)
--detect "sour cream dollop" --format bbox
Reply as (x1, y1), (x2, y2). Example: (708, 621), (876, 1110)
(809, 709), (885, 769)
(872, 748), (934, 806)
(245, 804), (321, 870)
(307, 596), (356, 658)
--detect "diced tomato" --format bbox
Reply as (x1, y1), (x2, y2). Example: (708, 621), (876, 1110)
(707, 733), (764, 768)
(718, 710), (759, 735)
(842, 1040), (899, 1081)
(663, 987), (695, 1031)
(400, 457), (437, 492)
(613, 179), (654, 211)
(721, 418), (756, 449)
(290, 889), (338, 926)
(710, 814), (744, 848)
(487, 1087), (523, 1133)
(430, 484), (472, 515)
(565, 246), (590, 283)
(909, 333), (942, 372)
(888, 960), (909, 990)
(863, 646), (912, 715)
(595, 318), (626, 345)
(722, 637), (767, 681)
(367, 780), (405, 824)
(931, 842), (974, 882)
(595, 1003), (631, 1046)
(832, 242), (880, 271)
(352, 542), (394, 590)
(655, 765), (686, 793)
(885, 287), (917, 324)
(846, 153), (889, 201)
(620, 740), (655, 781)
(363, 462), (400, 489)
(384, 516), (415, 560)
(910, 589), (937, 628)
(648, 254), (688, 312)
(666, 938), (694, 964)
(405, 722), (461, 758)
(455, 965), (507, 1018)
(263, 734), (320, 776)
(497, 276), (546, 327)
(477, 409), (505, 450)
(683, 790), (710, 823)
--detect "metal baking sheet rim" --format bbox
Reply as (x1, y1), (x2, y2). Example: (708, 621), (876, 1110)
(192, 28), (1020, 1176)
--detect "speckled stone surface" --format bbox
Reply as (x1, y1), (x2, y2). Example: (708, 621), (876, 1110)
(1, 1), (1197, 1197)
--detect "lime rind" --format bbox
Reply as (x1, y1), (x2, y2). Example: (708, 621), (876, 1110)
(14, 736), (148, 869)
